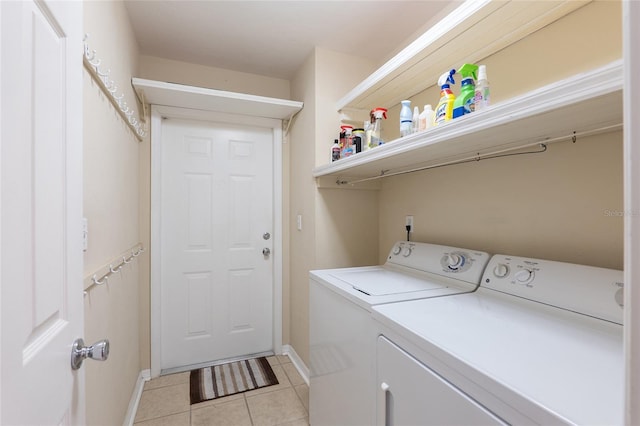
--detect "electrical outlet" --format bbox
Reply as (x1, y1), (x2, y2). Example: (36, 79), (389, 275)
(405, 215), (414, 232)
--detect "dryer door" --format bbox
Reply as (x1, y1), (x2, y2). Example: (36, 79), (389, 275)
(377, 336), (505, 426)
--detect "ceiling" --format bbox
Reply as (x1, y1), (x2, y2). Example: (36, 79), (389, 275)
(123, 1), (459, 81)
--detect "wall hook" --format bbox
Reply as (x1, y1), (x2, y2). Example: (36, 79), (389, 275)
(92, 274), (107, 286)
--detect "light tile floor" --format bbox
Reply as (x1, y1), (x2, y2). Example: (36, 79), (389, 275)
(134, 355), (309, 426)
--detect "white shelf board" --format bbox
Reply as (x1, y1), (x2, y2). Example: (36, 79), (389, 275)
(315, 61), (623, 182)
(132, 78), (303, 120)
(336, 0), (590, 112)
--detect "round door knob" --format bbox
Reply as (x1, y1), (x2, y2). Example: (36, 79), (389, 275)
(71, 338), (110, 370)
(262, 248), (271, 256)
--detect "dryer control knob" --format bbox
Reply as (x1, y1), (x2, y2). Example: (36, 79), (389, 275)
(402, 247), (412, 257)
(515, 269), (534, 284)
(493, 263), (510, 278)
(445, 253), (464, 270)
(392, 245), (402, 255)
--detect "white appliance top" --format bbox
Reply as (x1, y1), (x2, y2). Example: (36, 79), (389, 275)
(309, 241), (491, 310)
(373, 254), (624, 425)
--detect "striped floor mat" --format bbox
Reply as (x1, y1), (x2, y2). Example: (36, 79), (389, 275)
(189, 357), (279, 404)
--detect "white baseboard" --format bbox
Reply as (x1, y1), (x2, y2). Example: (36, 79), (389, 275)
(123, 369), (150, 426)
(282, 344), (309, 385)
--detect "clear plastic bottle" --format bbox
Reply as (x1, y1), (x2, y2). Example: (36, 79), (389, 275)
(363, 120), (372, 150)
(370, 108), (387, 146)
(399, 100), (413, 137)
(412, 106), (420, 134)
(474, 65), (490, 111)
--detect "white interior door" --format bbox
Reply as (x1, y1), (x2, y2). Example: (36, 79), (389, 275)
(160, 117), (274, 371)
(1, 1), (84, 424)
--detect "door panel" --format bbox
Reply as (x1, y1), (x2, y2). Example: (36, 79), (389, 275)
(1, 1), (83, 424)
(160, 118), (273, 371)
(377, 336), (505, 426)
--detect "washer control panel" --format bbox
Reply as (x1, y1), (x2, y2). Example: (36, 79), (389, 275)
(482, 254), (624, 324)
(387, 241), (490, 284)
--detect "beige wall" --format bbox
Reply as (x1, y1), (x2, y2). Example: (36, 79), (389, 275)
(288, 48), (377, 364)
(83, 1), (143, 425)
(138, 55), (291, 99)
(379, 131), (623, 269)
(314, 49), (379, 270)
(379, 1), (623, 269)
(289, 50), (317, 363)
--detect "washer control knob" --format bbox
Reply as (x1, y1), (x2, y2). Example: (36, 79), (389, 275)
(515, 269), (534, 284)
(445, 253), (465, 270)
(493, 263), (510, 278)
(615, 287), (624, 308)
(392, 245), (402, 255)
(402, 247), (412, 257)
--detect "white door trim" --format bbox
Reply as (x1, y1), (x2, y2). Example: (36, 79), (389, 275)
(150, 105), (283, 378)
(624, 0), (639, 423)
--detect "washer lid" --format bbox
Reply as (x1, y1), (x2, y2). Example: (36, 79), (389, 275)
(329, 267), (446, 296)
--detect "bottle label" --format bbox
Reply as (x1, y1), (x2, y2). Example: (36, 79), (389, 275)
(435, 102), (448, 123)
(464, 97), (475, 114)
(474, 87), (490, 110)
(332, 146), (340, 162)
(400, 120), (413, 136)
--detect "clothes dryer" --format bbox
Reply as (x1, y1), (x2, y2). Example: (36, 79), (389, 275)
(373, 254), (624, 425)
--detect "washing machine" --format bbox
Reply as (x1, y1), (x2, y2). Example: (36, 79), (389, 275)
(373, 254), (624, 425)
(309, 241), (491, 426)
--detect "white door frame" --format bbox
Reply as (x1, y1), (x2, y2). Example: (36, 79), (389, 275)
(624, 0), (639, 423)
(150, 105), (283, 378)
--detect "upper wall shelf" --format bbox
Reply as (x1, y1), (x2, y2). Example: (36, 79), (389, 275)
(336, 0), (590, 113)
(132, 78), (303, 120)
(315, 61), (623, 184)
